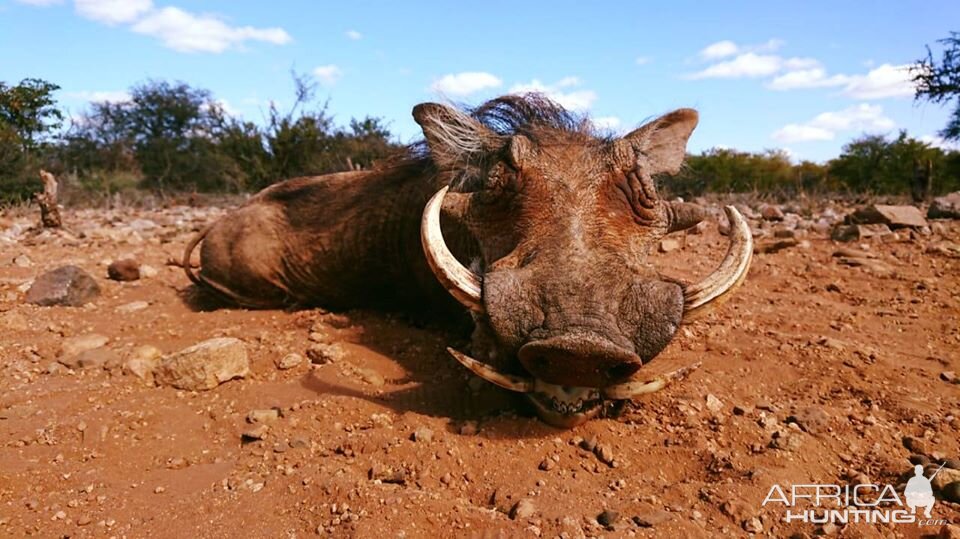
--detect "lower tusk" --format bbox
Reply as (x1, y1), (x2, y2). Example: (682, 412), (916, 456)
(682, 206), (753, 321)
(421, 186), (485, 313)
(446, 347), (534, 393)
(601, 362), (701, 400)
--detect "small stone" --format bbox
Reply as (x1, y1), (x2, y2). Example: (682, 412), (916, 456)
(510, 498), (536, 520)
(909, 454), (931, 467)
(595, 444), (615, 466)
(154, 486), (165, 494)
(123, 345), (162, 383)
(705, 394), (724, 414)
(941, 371), (958, 384)
(411, 427), (434, 443)
(539, 458), (556, 471)
(831, 223), (891, 242)
(847, 204), (927, 228)
(928, 192), (960, 219)
(659, 238), (681, 253)
(275, 353), (303, 370)
(115, 301), (149, 314)
(139, 264), (158, 278)
(13, 254), (32, 267)
(25, 266), (101, 307)
(941, 482), (960, 504)
(944, 458), (960, 470)
(458, 421), (478, 436)
(107, 259), (140, 281)
(632, 511), (669, 527)
(77, 515), (92, 526)
(357, 367), (384, 387)
(241, 424), (269, 442)
(819, 522), (839, 535)
(760, 205), (785, 221)
(247, 409), (281, 424)
(579, 437), (597, 452)
(369, 464), (406, 485)
(61, 334), (110, 358)
(743, 517), (763, 533)
(788, 406), (830, 435)
(597, 510), (619, 528)
(306, 343), (346, 365)
(902, 436), (929, 455)
(53, 510), (66, 521)
(63, 348), (120, 370)
(154, 337), (249, 391)
(755, 238), (799, 254)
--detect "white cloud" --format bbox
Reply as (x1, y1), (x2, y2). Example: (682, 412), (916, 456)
(592, 116), (621, 130)
(75, 0), (152, 25)
(920, 135), (960, 151)
(313, 64), (343, 86)
(509, 78), (597, 111)
(345, 29), (362, 40)
(841, 64), (915, 99)
(772, 103), (895, 143)
(15, 0), (63, 6)
(767, 68), (849, 90)
(688, 53), (784, 79)
(131, 7), (291, 53)
(67, 90), (131, 103)
(430, 72), (502, 96)
(635, 56), (651, 66)
(700, 40), (739, 60)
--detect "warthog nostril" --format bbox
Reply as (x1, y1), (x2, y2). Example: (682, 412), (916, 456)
(518, 334), (643, 388)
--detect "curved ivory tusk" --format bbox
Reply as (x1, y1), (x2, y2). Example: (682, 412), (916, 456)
(446, 347), (534, 393)
(601, 362), (701, 400)
(682, 206), (753, 320)
(421, 186), (484, 313)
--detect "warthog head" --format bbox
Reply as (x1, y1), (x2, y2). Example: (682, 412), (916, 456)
(414, 95), (752, 427)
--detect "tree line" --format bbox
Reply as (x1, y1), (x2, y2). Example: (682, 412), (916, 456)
(2, 31), (960, 203)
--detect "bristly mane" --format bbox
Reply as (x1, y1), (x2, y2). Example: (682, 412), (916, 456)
(469, 93), (591, 140)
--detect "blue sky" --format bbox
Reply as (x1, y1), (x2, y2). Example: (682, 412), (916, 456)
(2, 0), (958, 162)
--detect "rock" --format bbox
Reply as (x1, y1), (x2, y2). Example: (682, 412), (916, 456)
(306, 343), (346, 365)
(60, 334), (110, 358)
(357, 367), (385, 387)
(773, 228), (797, 239)
(139, 264), (158, 278)
(819, 522), (839, 535)
(124, 345), (162, 383)
(755, 238), (798, 254)
(847, 204), (927, 228)
(597, 510), (619, 528)
(154, 337), (249, 391)
(926, 242), (960, 258)
(115, 301), (149, 314)
(743, 517), (763, 533)
(632, 511), (670, 527)
(902, 436), (930, 455)
(928, 192), (960, 219)
(836, 257), (896, 278)
(945, 458), (960, 470)
(831, 223), (891, 242)
(107, 259), (140, 281)
(932, 468), (960, 492)
(369, 464), (407, 485)
(909, 454), (932, 467)
(411, 427), (434, 443)
(275, 353), (303, 370)
(538, 458), (556, 471)
(938, 524), (960, 539)
(13, 254), (32, 267)
(61, 348), (120, 370)
(788, 407), (830, 435)
(760, 205), (785, 221)
(595, 444), (615, 466)
(241, 425), (269, 442)
(25, 266), (100, 307)
(941, 482), (960, 504)
(705, 394), (724, 414)
(942, 371), (958, 384)
(831, 247), (875, 259)
(247, 409), (280, 424)
(659, 238), (681, 253)
(509, 498), (536, 520)
(457, 421), (478, 435)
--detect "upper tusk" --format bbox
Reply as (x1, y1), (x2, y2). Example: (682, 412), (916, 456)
(421, 186), (485, 313)
(601, 362), (701, 400)
(682, 206), (753, 320)
(446, 347), (534, 393)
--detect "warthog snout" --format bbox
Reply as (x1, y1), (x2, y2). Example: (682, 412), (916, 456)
(518, 333), (642, 387)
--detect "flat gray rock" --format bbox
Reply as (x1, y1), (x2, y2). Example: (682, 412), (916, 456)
(25, 265), (101, 307)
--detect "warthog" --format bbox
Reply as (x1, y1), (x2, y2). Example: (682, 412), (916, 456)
(184, 94), (752, 427)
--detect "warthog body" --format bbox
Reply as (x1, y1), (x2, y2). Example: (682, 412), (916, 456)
(186, 94), (752, 426)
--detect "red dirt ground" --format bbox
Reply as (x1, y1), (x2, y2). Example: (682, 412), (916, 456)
(0, 203), (957, 538)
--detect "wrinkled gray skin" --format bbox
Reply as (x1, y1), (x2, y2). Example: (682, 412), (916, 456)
(185, 94), (706, 425)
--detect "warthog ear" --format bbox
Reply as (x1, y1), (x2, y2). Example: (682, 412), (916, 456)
(618, 109), (699, 175)
(413, 103), (499, 168)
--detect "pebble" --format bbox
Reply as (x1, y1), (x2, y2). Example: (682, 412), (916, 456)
(457, 421), (478, 436)
(632, 511), (669, 527)
(411, 427), (434, 443)
(595, 444), (615, 466)
(123, 345), (162, 383)
(743, 517), (763, 533)
(539, 458), (556, 471)
(942, 371), (958, 384)
(306, 343), (346, 365)
(659, 238), (681, 253)
(60, 334), (110, 358)
(510, 498), (536, 520)
(247, 409), (281, 424)
(139, 264), (158, 278)
(705, 394), (724, 414)
(115, 300), (149, 314)
(25, 265), (101, 306)
(13, 254), (32, 267)
(61, 348), (120, 370)
(761, 205), (785, 221)
(107, 259), (140, 281)
(356, 367), (384, 387)
(902, 436), (929, 455)
(241, 425), (269, 442)
(275, 353), (303, 370)
(597, 510), (619, 528)
(154, 337), (249, 391)
(788, 406), (830, 435)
